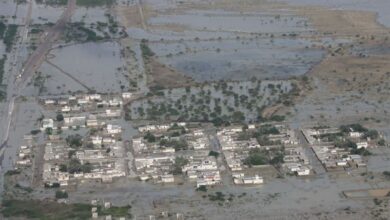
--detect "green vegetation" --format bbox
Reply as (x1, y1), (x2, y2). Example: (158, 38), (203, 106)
(160, 139), (188, 151)
(68, 158), (92, 174)
(66, 134), (83, 148)
(208, 150), (219, 158)
(55, 190), (68, 199)
(14, 184), (33, 193)
(208, 192), (226, 202)
(335, 139), (371, 155)
(244, 148), (284, 166)
(5, 170), (21, 176)
(172, 157), (188, 175)
(36, 0), (67, 5)
(76, 0), (115, 7)
(30, 129), (41, 135)
(237, 124), (282, 145)
(56, 113), (64, 121)
(64, 22), (103, 43)
(1, 200), (92, 219)
(3, 24), (18, 52)
(340, 124), (368, 133)
(244, 149), (268, 166)
(129, 80), (291, 124)
(382, 171), (390, 178)
(143, 131), (156, 143)
(0, 22), (6, 39)
(45, 127), (53, 135)
(0, 55), (6, 85)
(378, 139), (386, 146)
(140, 39), (155, 60)
(196, 185), (208, 192)
(98, 205), (131, 218)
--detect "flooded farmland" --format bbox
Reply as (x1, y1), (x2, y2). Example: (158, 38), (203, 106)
(149, 38), (325, 81)
(37, 41), (128, 95)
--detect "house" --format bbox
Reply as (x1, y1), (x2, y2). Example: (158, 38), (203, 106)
(122, 92), (132, 99)
(108, 98), (122, 107)
(242, 175), (263, 184)
(161, 174), (174, 183)
(42, 118), (54, 130)
(88, 94), (101, 101)
(44, 99), (55, 105)
(107, 124), (121, 134)
(336, 160), (348, 166)
(91, 136), (102, 145)
(104, 202), (111, 209)
(86, 116), (99, 127)
(356, 142), (368, 149)
(349, 132), (363, 138)
(105, 109), (121, 117)
(61, 106), (71, 113)
(297, 167), (311, 176)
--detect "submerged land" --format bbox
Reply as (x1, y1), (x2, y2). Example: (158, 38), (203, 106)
(0, 0), (389, 219)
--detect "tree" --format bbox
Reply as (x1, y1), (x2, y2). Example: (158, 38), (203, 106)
(143, 132), (156, 143)
(45, 127), (53, 135)
(55, 190), (68, 199)
(56, 113), (64, 121)
(244, 149), (268, 166)
(208, 151), (219, 158)
(378, 139), (386, 146)
(172, 157), (189, 175)
(59, 164), (67, 172)
(66, 135), (83, 148)
(232, 111), (245, 122)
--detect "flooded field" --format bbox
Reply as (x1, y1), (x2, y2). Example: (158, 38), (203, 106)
(72, 7), (109, 24)
(0, 0), (28, 24)
(30, 2), (64, 24)
(149, 10), (312, 33)
(60, 172), (385, 219)
(150, 38), (325, 81)
(277, 0), (390, 27)
(37, 41), (129, 94)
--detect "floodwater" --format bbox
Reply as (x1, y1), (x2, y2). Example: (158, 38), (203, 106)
(0, 100), (42, 197)
(30, 1), (64, 24)
(276, 0), (390, 27)
(43, 42), (128, 94)
(72, 7), (108, 24)
(150, 38), (325, 81)
(0, 0), (28, 24)
(149, 10), (312, 33)
(63, 172), (378, 219)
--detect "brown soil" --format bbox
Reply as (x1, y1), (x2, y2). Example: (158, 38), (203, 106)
(295, 6), (389, 37)
(146, 57), (195, 89)
(116, 6), (143, 28)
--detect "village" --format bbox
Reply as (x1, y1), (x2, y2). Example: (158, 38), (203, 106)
(12, 91), (387, 194)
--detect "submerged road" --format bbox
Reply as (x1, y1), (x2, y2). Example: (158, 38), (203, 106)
(0, 0), (76, 168)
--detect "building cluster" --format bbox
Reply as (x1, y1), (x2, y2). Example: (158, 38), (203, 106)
(218, 126), (267, 183)
(41, 93), (133, 130)
(132, 123), (222, 187)
(282, 146), (311, 176)
(218, 124), (311, 182)
(39, 94), (130, 187)
(16, 135), (35, 167)
(302, 126), (371, 171)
